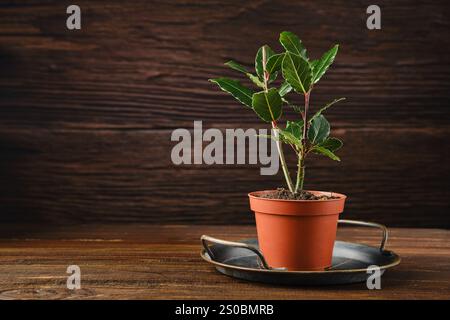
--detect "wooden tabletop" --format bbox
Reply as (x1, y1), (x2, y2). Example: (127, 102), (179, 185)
(0, 224), (448, 300)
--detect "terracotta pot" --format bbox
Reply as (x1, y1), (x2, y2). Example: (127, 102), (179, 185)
(248, 190), (346, 271)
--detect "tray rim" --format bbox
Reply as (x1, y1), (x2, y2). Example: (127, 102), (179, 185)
(200, 240), (401, 274)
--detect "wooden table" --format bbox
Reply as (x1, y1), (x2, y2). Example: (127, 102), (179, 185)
(0, 225), (448, 300)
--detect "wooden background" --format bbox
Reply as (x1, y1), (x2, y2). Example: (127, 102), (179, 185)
(0, 0), (448, 227)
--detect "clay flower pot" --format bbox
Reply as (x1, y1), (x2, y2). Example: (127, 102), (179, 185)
(248, 190), (346, 271)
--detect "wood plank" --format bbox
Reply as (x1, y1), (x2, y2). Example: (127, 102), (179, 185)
(0, 127), (448, 227)
(0, 224), (448, 299)
(0, 1), (449, 129)
(0, 1), (449, 227)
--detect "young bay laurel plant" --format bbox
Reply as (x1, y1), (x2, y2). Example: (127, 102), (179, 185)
(210, 31), (344, 194)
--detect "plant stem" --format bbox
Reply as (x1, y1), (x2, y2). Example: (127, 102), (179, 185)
(272, 121), (294, 193)
(295, 91), (310, 193)
(295, 157), (305, 193)
(262, 47), (269, 93)
(262, 46), (294, 193)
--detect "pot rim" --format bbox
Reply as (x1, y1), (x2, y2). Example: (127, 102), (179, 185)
(248, 190), (347, 202)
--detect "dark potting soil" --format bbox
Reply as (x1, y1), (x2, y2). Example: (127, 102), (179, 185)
(258, 188), (339, 200)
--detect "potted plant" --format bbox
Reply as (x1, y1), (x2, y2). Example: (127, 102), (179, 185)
(210, 31), (346, 271)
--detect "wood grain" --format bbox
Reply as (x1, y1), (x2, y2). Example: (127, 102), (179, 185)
(0, 1), (449, 226)
(0, 224), (449, 300)
(0, 127), (448, 226)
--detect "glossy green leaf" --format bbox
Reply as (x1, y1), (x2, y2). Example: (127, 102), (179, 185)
(268, 71), (278, 83)
(279, 31), (307, 59)
(255, 45), (275, 79)
(278, 81), (292, 97)
(224, 60), (248, 73)
(318, 137), (343, 152)
(247, 73), (265, 88)
(278, 130), (301, 148)
(209, 78), (254, 108)
(257, 131), (301, 151)
(266, 53), (284, 74)
(309, 97), (345, 123)
(285, 120), (304, 140)
(251, 88), (282, 122)
(307, 114), (330, 144)
(275, 120), (305, 149)
(282, 52), (312, 94)
(312, 146), (341, 161)
(224, 60), (265, 88)
(312, 44), (338, 83)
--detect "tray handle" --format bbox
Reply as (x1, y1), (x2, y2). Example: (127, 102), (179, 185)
(201, 235), (270, 270)
(338, 219), (388, 252)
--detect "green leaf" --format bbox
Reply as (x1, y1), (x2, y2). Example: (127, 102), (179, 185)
(308, 114), (330, 144)
(318, 137), (343, 152)
(209, 78), (254, 108)
(257, 132), (301, 150)
(251, 88), (282, 122)
(309, 97), (345, 123)
(224, 60), (248, 73)
(247, 73), (265, 88)
(278, 81), (292, 97)
(278, 129), (301, 148)
(312, 44), (338, 83)
(266, 53), (284, 74)
(282, 52), (312, 94)
(275, 120), (305, 149)
(285, 120), (304, 140)
(255, 45), (275, 79)
(279, 31), (307, 59)
(269, 71), (279, 83)
(312, 146), (341, 161)
(224, 60), (265, 88)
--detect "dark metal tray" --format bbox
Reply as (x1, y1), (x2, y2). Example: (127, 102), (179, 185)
(201, 220), (401, 285)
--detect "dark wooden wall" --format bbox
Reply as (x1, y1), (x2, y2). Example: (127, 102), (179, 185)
(0, 1), (449, 227)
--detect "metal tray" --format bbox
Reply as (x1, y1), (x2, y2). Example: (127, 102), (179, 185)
(201, 220), (401, 285)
